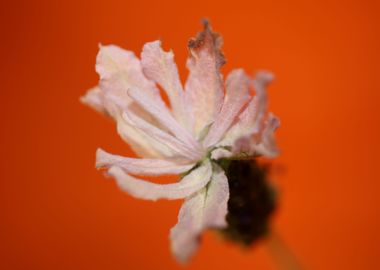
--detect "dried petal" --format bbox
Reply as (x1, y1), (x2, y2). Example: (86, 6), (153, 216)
(203, 69), (250, 148)
(107, 160), (212, 201)
(184, 21), (225, 138)
(141, 41), (188, 126)
(123, 110), (201, 161)
(127, 86), (203, 157)
(170, 163), (229, 263)
(96, 148), (194, 175)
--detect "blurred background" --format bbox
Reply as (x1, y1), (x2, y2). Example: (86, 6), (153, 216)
(1, 0), (379, 269)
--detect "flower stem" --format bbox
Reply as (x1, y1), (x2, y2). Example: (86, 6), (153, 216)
(265, 230), (304, 270)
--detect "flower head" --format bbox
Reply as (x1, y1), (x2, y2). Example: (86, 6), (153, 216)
(81, 21), (279, 263)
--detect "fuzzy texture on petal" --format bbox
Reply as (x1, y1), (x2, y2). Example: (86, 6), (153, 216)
(96, 148), (195, 175)
(203, 69), (250, 148)
(141, 41), (188, 126)
(184, 21), (225, 138)
(170, 163), (229, 263)
(107, 160), (212, 201)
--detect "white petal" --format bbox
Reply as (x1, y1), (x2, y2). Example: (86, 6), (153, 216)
(107, 160), (212, 201)
(203, 69), (250, 148)
(96, 148), (194, 175)
(141, 41), (188, 126)
(184, 22), (225, 138)
(170, 163), (229, 263)
(80, 86), (106, 114)
(83, 45), (177, 159)
(123, 111), (201, 161)
(126, 88), (203, 159)
(96, 44), (160, 111)
(210, 148), (233, 160)
(114, 113), (177, 158)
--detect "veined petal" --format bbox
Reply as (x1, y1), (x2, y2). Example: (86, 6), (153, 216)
(80, 86), (171, 158)
(107, 160), (212, 201)
(141, 41), (188, 126)
(184, 21), (225, 138)
(127, 86), (203, 156)
(123, 110), (202, 161)
(96, 148), (194, 175)
(96, 44), (160, 111)
(202, 164), (229, 228)
(115, 114), (174, 158)
(170, 163), (229, 263)
(203, 69), (250, 148)
(217, 71), (274, 148)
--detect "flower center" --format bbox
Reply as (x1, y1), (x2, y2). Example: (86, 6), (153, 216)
(217, 159), (277, 245)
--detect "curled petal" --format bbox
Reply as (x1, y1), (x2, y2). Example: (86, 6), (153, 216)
(107, 160), (212, 201)
(252, 70), (274, 134)
(217, 70), (274, 150)
(96, 148), (194, 175)
(210, 148), (233, 160)
(127, 87), (203, 157)
(115, 115), (175, 158)
(96, 44), (159, 111)
(170, 163), (229, 263)
(203, 69), (250, 148)
(184, 21), (225, 138)
(255, 113), (280, 157)
(141, 41), (188, 126)
(123, 110), (202, 161)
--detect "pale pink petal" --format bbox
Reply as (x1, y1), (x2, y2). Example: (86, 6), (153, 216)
(115, 114), (174, 158)
(184, 21), (225, 138)
(170, 164), (229, 263)
(80, 86), (107, 114)
(252, 71), (274, 134)
(255, 113), (280, 157)
(127, 86), (203, 157)
(96, 44), (160, 112)
(202, 164), (229, 228)
(217, 71), (274, 149)
(96, 148), (194, 175)
(81, 45), (179, 159)
(80, 86), (170, 158)
(141, 41), (188, 126)
(123, 110), (202, 161)
(107, 160), (212, 201)
(203, 69), (250, 148)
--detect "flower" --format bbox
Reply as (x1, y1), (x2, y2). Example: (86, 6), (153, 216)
(81, 21), (280, 263)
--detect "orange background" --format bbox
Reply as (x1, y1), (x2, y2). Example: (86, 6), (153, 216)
(1, 0), (379, 269)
